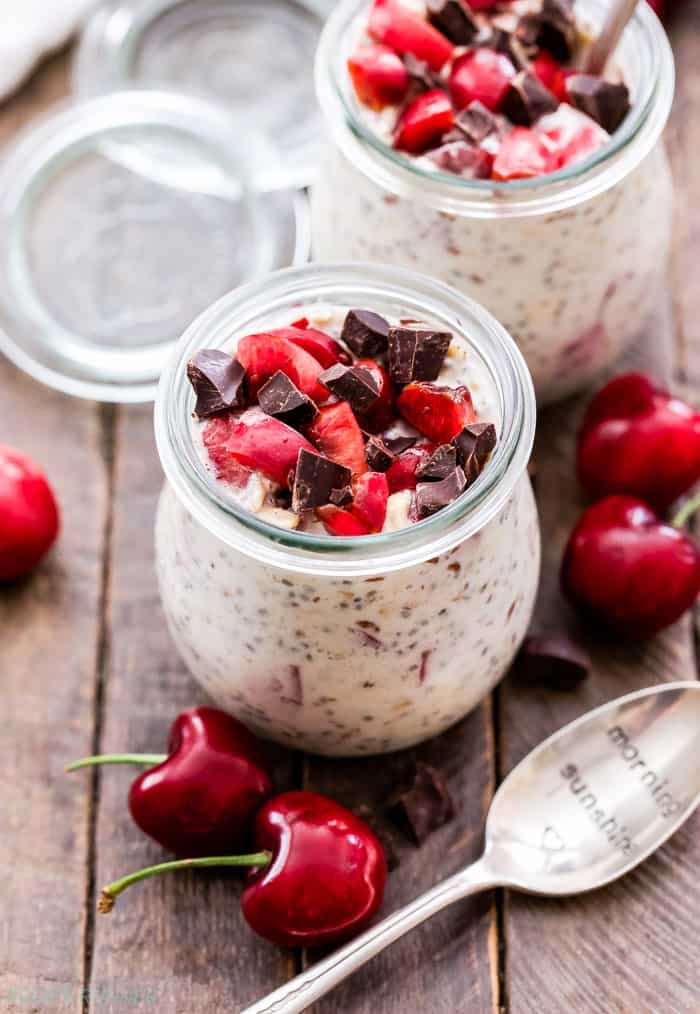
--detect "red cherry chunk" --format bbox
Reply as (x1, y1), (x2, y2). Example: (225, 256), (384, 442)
(532, 52), (571, 103)
(237, 331), (327, 401)
(355, 357), (395, 433)
(449, 49), (516, 112)
(386, 443), (436, 493)
(0, 445), (60, 581)
(317, 505), (372, 537)
(541, 106), (608, 170)
(394, 89), (454, 154)
(202, 417), (254, 486)
(492, 127), (555, 180)
(353, 472), (390, 531)
(348, 44), (410, 110)
(397, 383), (476, 443)
(307, 402), (368, 476)
(211, 408), (314, 488)
(273, 325), (350, 369)
(368, 0), (454, 71)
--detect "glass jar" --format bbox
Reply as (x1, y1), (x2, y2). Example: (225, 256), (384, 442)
(312, 0), (674, 405)
(154, 263), (539, 756)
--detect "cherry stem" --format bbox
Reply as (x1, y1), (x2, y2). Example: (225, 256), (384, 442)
(65, 754), (167, 773)
(671, 489), (700, 530)
(98, 852), (273, 913)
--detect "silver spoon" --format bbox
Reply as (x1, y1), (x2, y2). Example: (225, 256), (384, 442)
(584, 0), (638, 76)
(241, 682), (700, 1014)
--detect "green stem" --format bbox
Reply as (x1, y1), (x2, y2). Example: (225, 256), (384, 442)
(671, 489), (700, 529)
(98, 852), (273, 913)
(65, 754), (167, 773)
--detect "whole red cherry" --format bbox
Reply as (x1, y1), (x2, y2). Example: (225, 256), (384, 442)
(577, 373), (700, 512)
(0, 444), (59, 581)
(562, 495), (700, 636)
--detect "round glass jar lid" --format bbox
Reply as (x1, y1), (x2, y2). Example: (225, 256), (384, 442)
(73, 0), (328, 191)
(0, 89), (309, 403)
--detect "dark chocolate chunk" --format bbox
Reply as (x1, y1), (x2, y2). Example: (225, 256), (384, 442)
(318, 363), (380, 413)
(341, 309), (390, 358)
(258, 370), (317, 428)
(515, 636), (591, 690)
(329, 485), (354, 507)
(454, 100), (498, 145)
(387, 764), (455, 845)
(427, 0), (478, 45)
(453, 422), (497, 483)
(187, 349), (247, 418)
(365, 435), (397, 472)
(501, 71), (559, 126)
(415, 466), (467, 518)
(402, 53), (442, 91)
(488, 27), (533, 70)
(355, 805), (400, 871)
(415, 443), (458, 481)
(383, 434), (418, 455)
(272, 487), (293, 509)
(427, 140), (494, 178)
(518, 0), (576, 62)
(387, 327), (452, 384)
(565, 74), (630, 133)
(291, 449), (352, 512)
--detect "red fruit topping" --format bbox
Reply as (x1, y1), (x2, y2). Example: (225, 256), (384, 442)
(397, 383), (476, 443)
(278, 325), (350, 369)
(532, 52), (571, 103)
(561, 496), (700, 637)
(468, 0), (501, 8)
(386, 443), (436, 493)
(576, 373), (700, 512)
(237, 331), (327, 401)
(352, 472), (390, 531)
(317, 505), (372, 537)
(348, 44), (411, 110)
(308, 402), (368, 476)
(210, 408), (314, 488)
(541, 106), (608, 170)
(355, 357), (395, 432)
(394, 89), (454, 154)
(0, 445), (60, 581)
(368, 0), (454, 71)
(202, 417), (254, 486)
(449, 49), (516, 113)
(290, 317), (309, 329)
(492, 127), (555, 180)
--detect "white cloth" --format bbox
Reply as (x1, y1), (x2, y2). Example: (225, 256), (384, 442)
(0, 0), (95, 98)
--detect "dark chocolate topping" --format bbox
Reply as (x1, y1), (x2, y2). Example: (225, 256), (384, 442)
(383, 434), (418, 455)
(501, 70), (559, 126)
(415, 466), (467, 517)
(452, 422), (497, 481)
(565, 74), (630, 133)
(365, 435), (397, 472)
(427, 0), (478, 45)
(488, 26), (533, 70)
(518, 0), (576, 62)
(291, 449), (352, 512)
(402, 53), (442, 91)
(427, 140), (493, 178)
(329, 485), (354, 507)
(415, 443), (458, 481)
(387, 327), (452, 385)
(341, 309), (390, 358)
(387, 764), (455, 845)
(515, 635), (591, 690)
(187, 350), (247, 418)
(318, 363), (380, 413)
(454, 100), (498, 145)
(258, 370), (317, 428)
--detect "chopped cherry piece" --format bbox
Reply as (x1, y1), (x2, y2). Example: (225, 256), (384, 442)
(397, 383), (476, 443)
(237, 332), (327, 401)
(213, 408), (314, 488)
(355, 358), (395, 433)
(449, 49), (516, 112)
(348, 44), (411, 109)
(317, 505), (372, 537)
(394, 89), (454, 154)
(202, 417), (254, 487)
(468, 0), (501, 8)
(353, 472), (390, 531)
(532, 51), (571, 103)
(540, 105), (608, 170)
(308, 402), (368, 476)
(492, 127), (555, 180)
(276, 325), (350, 368)
(290, 317), (309, 329)
(386, 444), (436, 493)
(368, 0), (454, 72)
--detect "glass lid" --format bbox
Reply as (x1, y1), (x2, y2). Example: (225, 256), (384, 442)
(0, 89), (309, 403)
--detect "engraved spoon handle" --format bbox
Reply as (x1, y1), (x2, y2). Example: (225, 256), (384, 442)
(239, 858), (497, 1014)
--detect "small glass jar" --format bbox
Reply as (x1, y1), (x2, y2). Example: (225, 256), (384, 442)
(154, 263), (539, 756)
(312, 0), (674, 404)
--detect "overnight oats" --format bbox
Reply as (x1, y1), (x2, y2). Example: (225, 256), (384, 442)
(312, 0), (674, 403)
(154, 264), (539, 755)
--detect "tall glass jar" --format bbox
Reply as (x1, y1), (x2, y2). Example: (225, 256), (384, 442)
(312, 0), (674, 404)
(154, 264), (539, 756)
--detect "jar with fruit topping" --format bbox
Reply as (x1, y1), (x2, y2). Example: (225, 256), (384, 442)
(312, 0), (674, 404)
(154, 263), (539, 756)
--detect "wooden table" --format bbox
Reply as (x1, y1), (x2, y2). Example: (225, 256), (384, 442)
(2, 10), (699, 1012)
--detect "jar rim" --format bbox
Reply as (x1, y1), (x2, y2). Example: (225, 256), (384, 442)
(315, 0), (674, 218)
(154, 262), (536, 576)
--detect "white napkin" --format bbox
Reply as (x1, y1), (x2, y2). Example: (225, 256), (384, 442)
(0, 0), (95, 99)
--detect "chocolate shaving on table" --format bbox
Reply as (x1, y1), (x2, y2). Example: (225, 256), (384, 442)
(291, 449), (352, 512)
(387, 764), (455, 845)
(318, 364), (379, 414)
(258, 370), (317, 428)
(329, 485), (354, 507)
(415, 443), (458, 481)
(514, 635), (591, 690)
(415, 467), (467, 518)
(452, 422), (497, 483)
(402, 53), (442, 92)
(565, 74), (630, 133)
(454, 100), (499, 145)
(365, 435), (397, 472)
(501, 71), (559, 126)
(341, 309), (390, 358)
(187, 350), (247, 418)
(427, 0), (478, 45)
(387, 327), (452, 385)
(382, 434), (418, 455)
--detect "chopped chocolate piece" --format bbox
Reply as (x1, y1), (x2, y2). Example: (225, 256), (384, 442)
(291, 449), (352, 512)
(355, 805), (400, 871)
(518, 0), (576, 62)
(329, 484), (354, 507)
(415, 443), (458, 481)
(187, 349), (247, 418)
(387, 327), (452, 385)
(387, 764), (455, 845)
(402, 53), (442, 91)
(515, 635), (591, 690)
(341, 309), (390, 358)
(453, 422), (497, 483)
(258, 370), (317, 428)
(501, 71), (559, 126)
(454, 100), (498, 145)
(427, 0), (478, 45)
(318, 363), (380, 413)
(383, 434), (418, 455)
(565, 74), (630, 134)
(365, 435), (397, 472)
(272, 487), (293, 509)
(427, 140), (493, 178)
(415, 467), (467, 518)
(488, 26), (533, 70)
